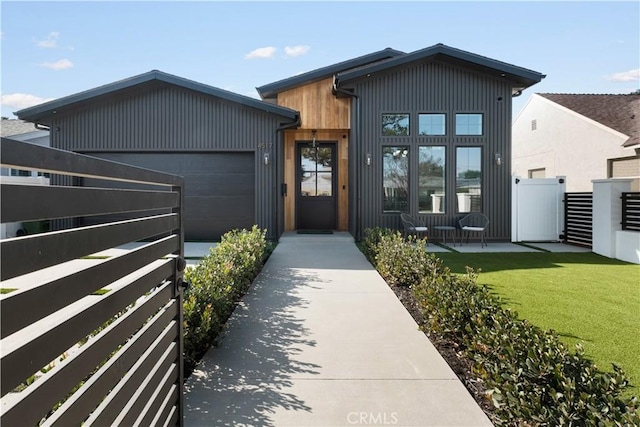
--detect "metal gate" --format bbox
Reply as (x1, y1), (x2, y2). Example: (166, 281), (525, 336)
(563, 192), (593, 248)
(1, 138), (185, 426)
(512, 177), (565, 242)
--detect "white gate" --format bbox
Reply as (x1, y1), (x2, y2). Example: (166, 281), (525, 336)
(511, 176), (566, 242)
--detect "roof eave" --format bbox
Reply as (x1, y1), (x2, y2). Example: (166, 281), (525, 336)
(256, 48), (405, 99)
(16, 70), (299, 124)
(335, 44), (545, 90)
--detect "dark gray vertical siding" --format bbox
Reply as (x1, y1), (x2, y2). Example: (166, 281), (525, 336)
(350, 60), (514, 240)
(50, 84), (286, 239)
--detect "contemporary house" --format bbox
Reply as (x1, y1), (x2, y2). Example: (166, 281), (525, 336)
(513, 93), (640, 192)
(16, 43), (545, 241)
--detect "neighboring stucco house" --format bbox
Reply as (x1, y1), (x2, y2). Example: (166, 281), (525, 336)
(512, 93), (640, 192)
(16, 43), (544, 241)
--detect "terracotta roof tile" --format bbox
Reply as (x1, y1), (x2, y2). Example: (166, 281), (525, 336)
(539, 93), (640, 147)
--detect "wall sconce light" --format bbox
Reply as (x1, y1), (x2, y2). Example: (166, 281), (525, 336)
(495, 153), (502, 166)
(366, 153), (372, 166)
(311, 130), (317, 148)
(263, 151), (270, 165)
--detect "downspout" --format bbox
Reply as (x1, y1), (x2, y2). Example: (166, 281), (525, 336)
(332, 76), (362, 240)
(273, 113), (301, 240)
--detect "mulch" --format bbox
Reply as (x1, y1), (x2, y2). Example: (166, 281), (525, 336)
(389, 284), (497, 423)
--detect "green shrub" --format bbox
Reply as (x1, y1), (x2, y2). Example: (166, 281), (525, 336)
(413, 267), (639, 425)
(183, 226), (267, 375)
(374, 231), (443, 287)
(362, 227), (395, 263)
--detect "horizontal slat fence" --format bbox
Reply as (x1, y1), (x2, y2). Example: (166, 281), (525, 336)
(621, 192), (640, 231)
(563, 192), (593, 248)
(0, 137), (184, 426)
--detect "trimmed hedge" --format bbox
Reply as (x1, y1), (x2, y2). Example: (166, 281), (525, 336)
(365, 229), (639, 426)
(183, 226), (267, 375)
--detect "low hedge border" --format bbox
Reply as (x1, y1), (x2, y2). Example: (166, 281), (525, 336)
(363, 228), (638, 426)
(183, 225), (268, 376)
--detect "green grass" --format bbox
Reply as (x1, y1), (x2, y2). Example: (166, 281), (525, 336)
(436, 252), (640, 397)
(1, 288), (17, 294)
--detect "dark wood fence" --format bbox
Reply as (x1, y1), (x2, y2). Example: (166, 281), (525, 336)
(563, 192), (593, 248)
(1, 137), (185, 426)
(621, 192), (640, 231)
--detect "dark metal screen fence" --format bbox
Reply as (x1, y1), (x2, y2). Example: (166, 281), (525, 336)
(0, 137), (185, 426)
(563, 192), (593, 248)
(621, 192), (640, 231)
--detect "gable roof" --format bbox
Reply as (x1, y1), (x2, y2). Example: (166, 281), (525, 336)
(256, 48), (405, 100)
(16, 70), (299, 125)
(335, 43), (545, 95)
(539, 93), (640, 147)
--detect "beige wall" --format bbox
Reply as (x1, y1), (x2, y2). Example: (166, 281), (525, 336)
(512, 94), (635, 192)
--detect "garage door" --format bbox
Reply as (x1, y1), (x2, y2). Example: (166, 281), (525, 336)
(82, 152), (255, 241)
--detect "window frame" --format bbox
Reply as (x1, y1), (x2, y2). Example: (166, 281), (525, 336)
(382, 145), (410, 213)
(455, 146), (483, 213)
(455, 113), (484, 136)
(381, 113), (410, 137)
(418, 113), (447, 136)
(417, 145), (446, 214)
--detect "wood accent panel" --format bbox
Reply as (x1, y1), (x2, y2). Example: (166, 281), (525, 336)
(277, 78), (351, 130)
(283, 129), (349, 231)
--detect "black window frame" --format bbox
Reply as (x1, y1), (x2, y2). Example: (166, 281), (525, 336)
(418, 113), (447, 136)
(381, 113), (410, 137)
(455, 113), (484, 136)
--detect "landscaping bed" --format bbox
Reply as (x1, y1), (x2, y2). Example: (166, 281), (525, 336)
(182, 226), (273, 376)
(362, 228), (639, 426)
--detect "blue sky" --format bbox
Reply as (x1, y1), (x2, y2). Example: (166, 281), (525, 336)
(1, 1), (639, 120)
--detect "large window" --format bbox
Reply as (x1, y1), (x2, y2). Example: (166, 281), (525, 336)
(383, 146), (409, 212)
(456, 147), (482, 212)
(418, 146), (445, 213)
(382, 114), (410, 136)
(455, 113), (483, 135)
(418, 114), (446, 136)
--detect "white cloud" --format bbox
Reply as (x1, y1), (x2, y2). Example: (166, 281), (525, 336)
(245, 46), (277, 59)
(36, 31), (60, 48)
(284, 45), (310, 58)
(1, 93), (54, 110)
(606, 68), (640, 82)
(40, 59), (73, 70)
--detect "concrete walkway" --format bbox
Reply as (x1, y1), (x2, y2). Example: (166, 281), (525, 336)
(184, 232), (492, 426)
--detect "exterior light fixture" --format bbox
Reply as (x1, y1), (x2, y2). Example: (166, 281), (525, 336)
(263, 151), (270, 165)
(311, 130), (317, 148)
(495, 153), (502, 166)
(366, 153), (372, 166)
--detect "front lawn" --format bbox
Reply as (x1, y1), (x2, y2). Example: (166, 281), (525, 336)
(436, 251), (640, 397)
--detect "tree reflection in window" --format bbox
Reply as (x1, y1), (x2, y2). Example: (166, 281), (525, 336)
(383, 146), (409, 212)
(456, 147), (482, 212)
(418, 146), (445, 213)
(382, 114), (410, 136)
(300, 146), (333, 197)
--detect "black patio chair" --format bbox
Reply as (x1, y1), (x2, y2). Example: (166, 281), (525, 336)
(400, 213), (429, 245)
(458, 213), (490, 247)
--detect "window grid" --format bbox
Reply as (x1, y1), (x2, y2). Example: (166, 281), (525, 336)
(418, 113), (446, 136)
(455, 113), (483, 135)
